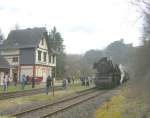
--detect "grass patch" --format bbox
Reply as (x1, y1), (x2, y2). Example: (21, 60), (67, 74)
(95, 93), (124, 118)
(95, 80), (150, 118)
(0, 83), (45, 93)
(0, 116), (15, 118)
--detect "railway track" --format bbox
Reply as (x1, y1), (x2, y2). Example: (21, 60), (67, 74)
(0, 86), (62, 100)
(11, 88), (105, 118)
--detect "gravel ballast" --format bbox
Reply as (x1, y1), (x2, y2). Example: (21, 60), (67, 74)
(50, 89), (119, 118)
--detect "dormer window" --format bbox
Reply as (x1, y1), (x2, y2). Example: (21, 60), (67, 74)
(49, 56), (51, 63)
(41, 37), (44, 45)
(52, 55), (55, 64)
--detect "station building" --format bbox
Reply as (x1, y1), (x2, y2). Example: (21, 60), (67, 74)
(0, 27), (56, 83)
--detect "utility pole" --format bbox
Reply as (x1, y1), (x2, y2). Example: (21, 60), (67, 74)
(52, 67), (55, 96)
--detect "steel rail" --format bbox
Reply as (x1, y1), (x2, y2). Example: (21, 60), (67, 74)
(11, 87), (97, 117)
(41, 91), (106, 118)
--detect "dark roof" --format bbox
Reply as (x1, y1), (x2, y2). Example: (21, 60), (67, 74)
(0, 27), (47, 49)
(0, 56), (10, 68)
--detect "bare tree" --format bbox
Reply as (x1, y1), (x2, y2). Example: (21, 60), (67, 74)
(131, 0), (150, 77)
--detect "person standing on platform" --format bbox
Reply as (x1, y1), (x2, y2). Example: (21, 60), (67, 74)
(46, 75), (52, 95)
(21, 74), (26, 90)
(14, 73), (18, 86)
(3, 76), (8, 92)
(63, 78), (68, 89)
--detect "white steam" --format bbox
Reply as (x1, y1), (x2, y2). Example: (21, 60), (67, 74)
(119, 64), (125, 84)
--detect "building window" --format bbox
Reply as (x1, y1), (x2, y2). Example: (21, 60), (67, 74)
(43, 52), (47, 62)
(49, 56), (51, 63)
(12, 57), (18, 62)
(53, 55), (55, 64)
(38, 50), (42, 61)
(41, 37), (44, 45)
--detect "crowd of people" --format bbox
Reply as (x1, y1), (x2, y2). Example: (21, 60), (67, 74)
(0, 73), (35, 92)
(61, 76), (93, 90)
(80, 76), (93, 87)
(0, 73), (94, 95)
(62, 76), (75, 89)
(20, 75), (35, 90)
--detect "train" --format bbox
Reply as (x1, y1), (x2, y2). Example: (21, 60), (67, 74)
(93, 57), (129, 89)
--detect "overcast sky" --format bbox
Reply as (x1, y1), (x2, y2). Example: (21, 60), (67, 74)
(0, 0), (142, 54)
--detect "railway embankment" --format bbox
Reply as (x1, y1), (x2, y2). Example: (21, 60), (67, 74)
(95, 79), (150, 118)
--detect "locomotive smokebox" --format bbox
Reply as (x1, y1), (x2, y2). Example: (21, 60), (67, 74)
(93, 57), (121, 89)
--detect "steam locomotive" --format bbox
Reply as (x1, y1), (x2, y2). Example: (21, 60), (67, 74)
(93, 57), (129, 89)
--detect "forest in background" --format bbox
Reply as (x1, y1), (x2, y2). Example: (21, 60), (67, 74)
(65, 39), (136, 78)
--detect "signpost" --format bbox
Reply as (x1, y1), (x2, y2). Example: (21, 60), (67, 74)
(52, 67), (56, 96)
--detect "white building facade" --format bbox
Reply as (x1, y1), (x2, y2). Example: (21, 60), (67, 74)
(0, 27), (56, 82)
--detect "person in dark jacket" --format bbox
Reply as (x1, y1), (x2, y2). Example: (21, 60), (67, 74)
(46, 75), (52, 95)
(32, 76), (35, 88)
(13, 73), (17, 86)
(26, 75), (29, 85)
